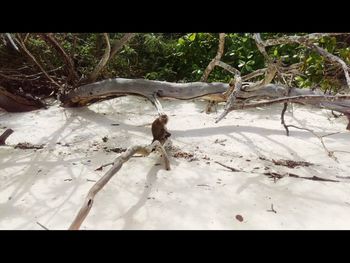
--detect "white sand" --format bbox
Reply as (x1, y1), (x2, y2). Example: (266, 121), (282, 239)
(0, 97), (349, 230)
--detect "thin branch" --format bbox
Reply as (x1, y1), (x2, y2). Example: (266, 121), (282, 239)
(15, 34), (62, 90)
(312, 44), (350, 89)
(110, 33), (136, 59)
(263, 33), (349, 47)
(286, 125), (339, 161)
(281, 103), (289, 136)
(256, 33), (350, 89)
(39, 33), (79, 82)
(214, 161), (242, 172)
(216, 73), (242, 123)
(229, 94), (350, 111)
(215, 61), (241, 76)
(5, 33), (19, 51)
(201, 33), (226, 82)
(94, 162), (114, 171)
(68, 140), (170, 230)
(241, 68), (267, 81)
(88, 33), (111, 83)
(36, 221), (49, 230)
(253, 33), (269, 60)
(0, 129), (14, 145)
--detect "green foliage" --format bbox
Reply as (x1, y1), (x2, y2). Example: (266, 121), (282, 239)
(2, 33), (349, 95)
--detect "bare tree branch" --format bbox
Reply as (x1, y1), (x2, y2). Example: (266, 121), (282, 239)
(68, 140), (170, 230)
(253, 33), (269, 60)
(0, 129), (14, 145)
(263, 33), (349, 47)
(286, 125), (340, 161)
(39, 33), (79, 83)
(88, 33), (111, 83)
(201, 33), (226, 82)
(216, 73), (242, 123)
(15, 34), (62, 90)
(256, 33), (350, 89)
(110, 33), (136, 59)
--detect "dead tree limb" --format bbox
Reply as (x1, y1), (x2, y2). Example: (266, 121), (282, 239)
(68, 140), (170, 230)
(110, 33), (135, 59)
(216, 61), (241, 76)
(15, 34), (62, 90)
(263, 33), (349, 47)
(216, 73), (242, 123)
(281, 102), (289, 136)
(214, 161), (241, 172)
(286, 125), (340, 161)
(258, 33), (350, 90)
(0, 129), (14, 145)
(88, 33), (111, 83)
(311, 45), (350, 89)
(230, 94), (350, 111)
(39, 33), (79, 83)
(201, 33), (226, 82)
(253, 33), (270, 60)
(60, 78), (229, 107)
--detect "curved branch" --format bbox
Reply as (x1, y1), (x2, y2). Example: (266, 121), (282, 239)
(39, 33), (79, 82)
(110, 33), (135, 59)
(15, 34), (62, 90)
(88, 33), (111, 82)
(201, 33), (226, 82)
(68, 140), (170, 230)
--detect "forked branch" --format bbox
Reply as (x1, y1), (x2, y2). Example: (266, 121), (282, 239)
(68, 140), (170, 230)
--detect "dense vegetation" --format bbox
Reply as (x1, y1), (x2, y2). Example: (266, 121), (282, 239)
(1, 33), (350, 98)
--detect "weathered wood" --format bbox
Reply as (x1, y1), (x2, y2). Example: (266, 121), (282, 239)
(201, 33), (226, 82)
(0, 129), (14, 145)
(88, 33), (111, 82)
(60, 78), (229, 107)
(68, 140), (170, 230)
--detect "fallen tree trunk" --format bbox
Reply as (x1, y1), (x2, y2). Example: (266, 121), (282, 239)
(59, 78), (322, 107)
(60, 78), (229, 107)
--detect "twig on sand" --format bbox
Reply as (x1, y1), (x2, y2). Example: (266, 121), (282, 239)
(36, 221), (49, 230)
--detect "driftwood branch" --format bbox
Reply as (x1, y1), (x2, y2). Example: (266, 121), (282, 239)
(68, 140), (170, 230)
(0, 129), (14, 145)
(216, 73), (242, 123)
(230, 94), (350, 111)
(253, 33), (269, 60)
(110, 33), (136, 59)
(60, 78), (229, 107)
(201, 33), (226, 82)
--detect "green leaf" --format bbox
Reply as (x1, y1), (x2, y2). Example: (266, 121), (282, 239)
(188, 33), (196, 42)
